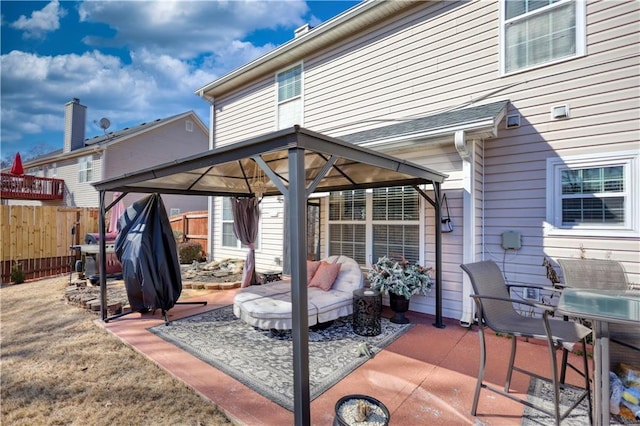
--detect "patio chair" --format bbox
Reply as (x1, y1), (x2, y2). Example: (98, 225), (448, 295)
(557, 258), (639, 380)
(460, 260), (592, 425)
(558, 258), (628, 291)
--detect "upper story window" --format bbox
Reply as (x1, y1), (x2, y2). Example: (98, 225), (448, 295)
(276, 63), (303, 129)
(78, 156), (93, 183)
(546, 152), (638, 237)
(502, 0), (585, 74)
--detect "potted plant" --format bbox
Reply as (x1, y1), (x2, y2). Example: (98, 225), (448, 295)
(367, 256), (433, 324)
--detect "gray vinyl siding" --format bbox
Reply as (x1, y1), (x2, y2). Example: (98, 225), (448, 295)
(57, 155), (102, 207)
(305, 1), (499, 135)
(482, 0), (639, 286)
(215, 77), (276, 146)
(210, 0), (639, 316)
(11, 113), (209, 214)
(104, 116), (208, 214)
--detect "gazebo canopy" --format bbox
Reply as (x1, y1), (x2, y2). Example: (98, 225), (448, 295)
(93, 126), (446, 196)
(92, 125), (447, 426)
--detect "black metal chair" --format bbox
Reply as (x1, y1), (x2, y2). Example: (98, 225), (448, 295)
(461, 260), (592, 425)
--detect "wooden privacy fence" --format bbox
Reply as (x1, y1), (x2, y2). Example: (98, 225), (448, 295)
(169, 210), (208, 255)
(1, 206), (99, 283)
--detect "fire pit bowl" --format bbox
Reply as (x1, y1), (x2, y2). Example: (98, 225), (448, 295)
(334, 394), (390, 426)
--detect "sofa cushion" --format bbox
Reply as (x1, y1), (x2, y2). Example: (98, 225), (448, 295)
(306, 260), (321, 285)
(233, 290), (318, 330)
(308, 288), (353, 324)
(328, 256), (364, 293)
(308, 261), (341, 291)
(233, 280), (291, 305)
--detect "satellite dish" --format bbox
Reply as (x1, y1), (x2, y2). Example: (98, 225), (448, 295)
(99, 117), (111, 130)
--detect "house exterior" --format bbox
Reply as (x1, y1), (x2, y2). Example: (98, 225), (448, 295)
(196, 0), (639, 324)
(8, 98), (209, 215)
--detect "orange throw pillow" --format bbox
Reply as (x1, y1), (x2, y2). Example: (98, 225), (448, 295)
(308, 261), (341, 291)
(306, 260), (321, 285)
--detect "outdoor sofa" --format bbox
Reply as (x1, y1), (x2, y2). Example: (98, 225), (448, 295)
(233, 255), (364, 330)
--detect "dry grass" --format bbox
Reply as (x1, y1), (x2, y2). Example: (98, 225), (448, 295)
(0, 276), (232, 426)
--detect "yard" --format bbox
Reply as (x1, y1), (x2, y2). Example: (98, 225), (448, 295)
(0, 275), (232, 426)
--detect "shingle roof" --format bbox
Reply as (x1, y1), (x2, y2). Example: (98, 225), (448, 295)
(340, 100), (509, 144)
(84, 112), (189, 146)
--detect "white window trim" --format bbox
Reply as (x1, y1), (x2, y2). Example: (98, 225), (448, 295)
(275, 62), (304, 129)
(78, 155), (93, 183)
(545, 151), (639, 237)
(500, 0), (586, 76)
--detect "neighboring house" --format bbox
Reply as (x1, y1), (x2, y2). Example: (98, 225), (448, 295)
(6, 98), (209, 215)
(196, 0), (639, 324)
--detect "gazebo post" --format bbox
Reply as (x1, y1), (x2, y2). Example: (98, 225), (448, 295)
(433, 182), (444, 328)
(98, 190), (108, 321)
(288, 147), (311, 426)
(413, 183), (445, 329)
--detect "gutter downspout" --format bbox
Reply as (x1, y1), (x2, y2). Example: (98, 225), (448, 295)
(455, 130), (476, 327)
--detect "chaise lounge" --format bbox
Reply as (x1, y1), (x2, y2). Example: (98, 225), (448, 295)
(233, 255), (364, 330)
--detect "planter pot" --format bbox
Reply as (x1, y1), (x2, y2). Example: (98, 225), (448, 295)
(388, 292), (410, 324)
(334, 394), (390, 426)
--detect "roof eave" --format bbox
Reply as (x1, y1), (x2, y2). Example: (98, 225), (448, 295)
(195, 0), (422, 99)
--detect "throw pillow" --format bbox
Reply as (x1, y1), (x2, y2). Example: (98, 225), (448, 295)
(308, 261), (341, 291)
(306, 260), (321, 285)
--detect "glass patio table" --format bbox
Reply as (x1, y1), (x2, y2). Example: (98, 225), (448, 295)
(556, 288), (640, 426)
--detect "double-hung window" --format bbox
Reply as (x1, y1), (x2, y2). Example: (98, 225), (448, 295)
(329, 190), (367, 264)
(276, 63), (302, 129)
(222, 197), (238, 248)
(546, 152), (639, 237)
(221, 197), (261, 249)
(328, 186), (422, 266)
(372, 187), (420, 263)
(78, 156), (93, 183)
(502, 0), (585, 74)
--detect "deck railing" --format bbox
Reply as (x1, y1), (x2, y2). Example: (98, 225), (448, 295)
(1, 173), (64, 200)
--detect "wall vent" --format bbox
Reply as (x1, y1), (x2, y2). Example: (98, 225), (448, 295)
(551, 104), (570, 120)
(506, 114), (520, 129)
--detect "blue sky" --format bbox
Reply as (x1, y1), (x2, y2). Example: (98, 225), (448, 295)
(0, 0), (359, 162)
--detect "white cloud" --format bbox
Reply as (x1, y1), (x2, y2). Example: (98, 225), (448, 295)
(10, 0), (67, 39)
(78, 0), (308, 59)
(0, 49), (216, 146)
(1, 0), (318, 150)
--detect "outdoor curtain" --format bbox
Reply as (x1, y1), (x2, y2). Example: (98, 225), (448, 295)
(232, 197), (260, 288)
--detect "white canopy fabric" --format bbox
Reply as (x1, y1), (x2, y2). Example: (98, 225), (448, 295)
(93, 125), (447, 426)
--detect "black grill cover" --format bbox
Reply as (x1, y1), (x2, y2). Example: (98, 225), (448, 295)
(114, 193), (181, 312)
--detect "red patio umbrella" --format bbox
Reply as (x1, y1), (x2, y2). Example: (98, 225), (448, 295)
(10, 152), (24, 175)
